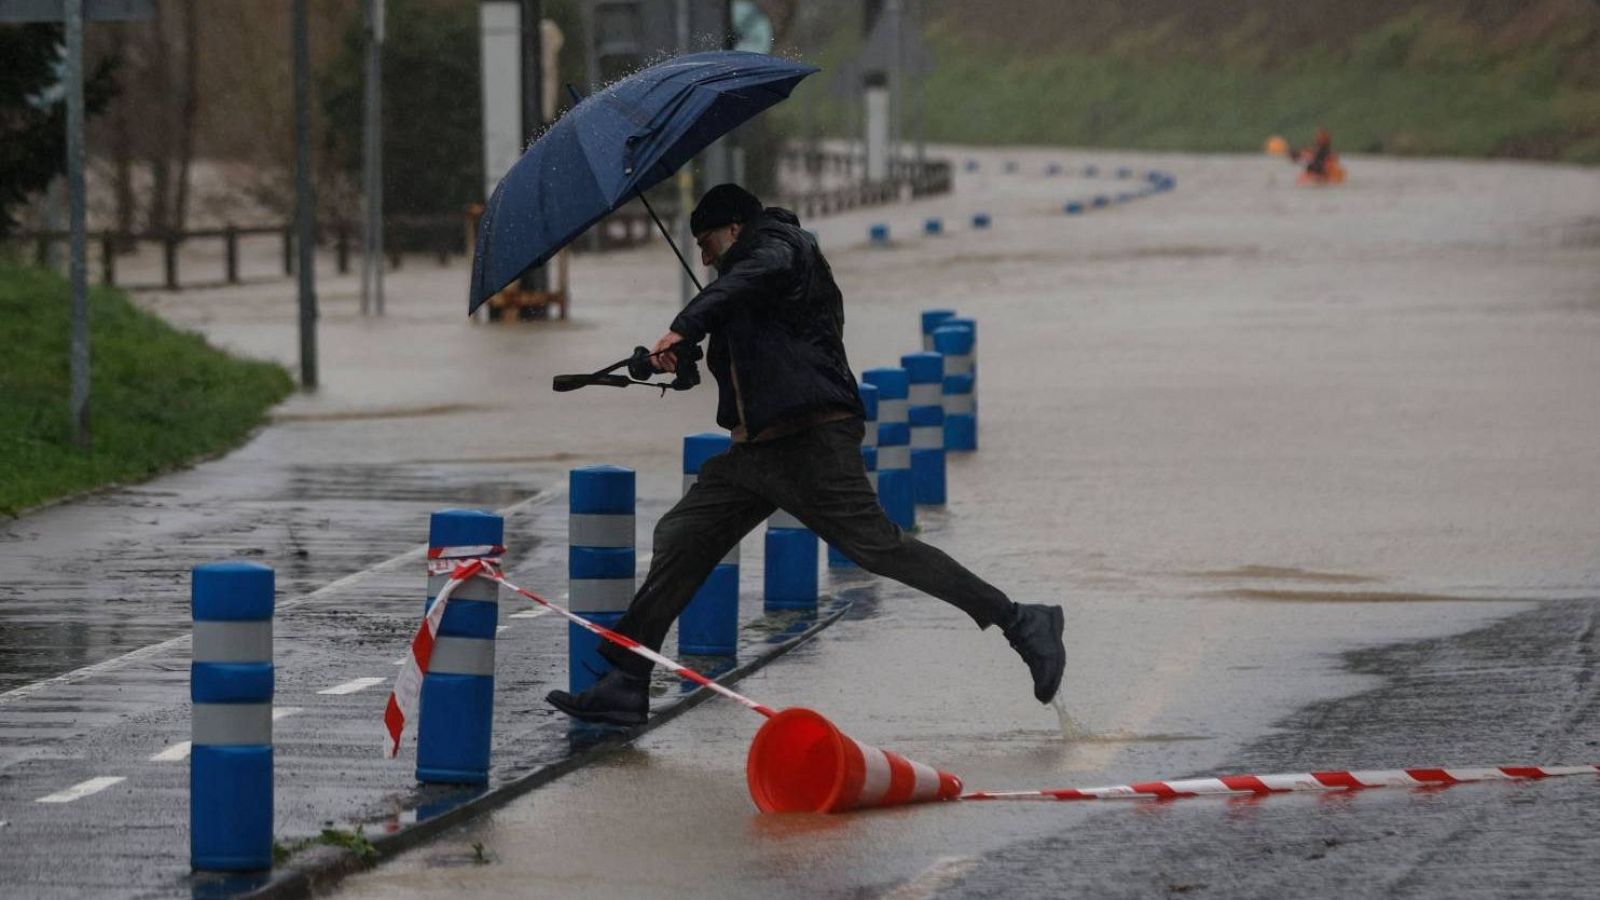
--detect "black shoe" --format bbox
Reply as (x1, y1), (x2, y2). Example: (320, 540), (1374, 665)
(1003, 603), (1066, 704)
(547, 667), (649, 726)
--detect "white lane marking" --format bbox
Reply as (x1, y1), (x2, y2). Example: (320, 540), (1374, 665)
(497, 625), (509, 633)
(393, 657), (406, 666)
(508, 609), (548, 620)
(880, 856), (978, 900)
(36, 776), (126, 804)
(0, 489), (564, 707)
(150, 742), (191, 762)
(319, 677), (386, 696)
(274, 706), (302, 721)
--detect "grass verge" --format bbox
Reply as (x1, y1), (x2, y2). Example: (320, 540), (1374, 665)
(0, 262), (293, 516)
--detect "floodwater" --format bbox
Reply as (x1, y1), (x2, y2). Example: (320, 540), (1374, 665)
(325, 147), (1596, 897)
(3, 145), (1597, 897)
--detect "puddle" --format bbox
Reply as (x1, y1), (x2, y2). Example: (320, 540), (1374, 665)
(1185, 565), (1381, 584)
(1210, 589), (1521, 604)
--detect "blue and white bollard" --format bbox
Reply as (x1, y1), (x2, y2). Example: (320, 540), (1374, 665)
(920, 308), (956, 352)
(924, 217), (943, 236)
(568, 466), (635, 693)
(418, 509), (501, 785)
(679, 433), (738, 656)
(1093, 195), (1110, 208)
(829, 382), (879, 568)
(934, 325), (977, 451)
(964, 158), (978, 172)
(1084, 164), (1099, 177)
(765, 507), (817, 612)
(1064, 201), (1085, 215)
(1046, 162), (1062, 176)
(863, 366), (914, 530)
(902, 352), (947, 506)
(1117, 166), (1133, 179)
(191, 561), (274, 871)
(972, 212), (991, 229)
(869, 223), (890, 246)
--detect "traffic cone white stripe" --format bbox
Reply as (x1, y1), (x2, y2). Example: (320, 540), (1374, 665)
(910, 759), (943, 802)
(858, 741), (893, 805)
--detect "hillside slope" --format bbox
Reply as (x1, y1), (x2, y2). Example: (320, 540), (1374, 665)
(786, 0), (1600, 162)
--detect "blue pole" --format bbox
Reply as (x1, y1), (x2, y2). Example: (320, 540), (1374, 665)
(920, 308), (956, 351)
(935, 324), (977, 451)
(829, 382), (879, 568)
(190, 561), (274, 871)
(679, 434), (738, 655)
(568, 466), (635, 693)
(862, 366), (914, 529)
(418, 509), (502, 785)
(902, 351), (947, 506)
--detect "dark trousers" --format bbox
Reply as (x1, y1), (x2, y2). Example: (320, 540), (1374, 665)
(600, 417), (1014, 676)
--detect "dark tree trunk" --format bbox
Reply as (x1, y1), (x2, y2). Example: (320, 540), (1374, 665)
(145, 1), (172, 234)
(172, 0), (199, 231)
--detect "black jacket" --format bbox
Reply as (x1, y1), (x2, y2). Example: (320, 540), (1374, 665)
(669, 208), (863, 438)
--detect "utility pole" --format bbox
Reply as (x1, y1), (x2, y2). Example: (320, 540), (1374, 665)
(361, 0), (385, 316)
(519, 0), (547, 295)
(65, 0), (90, 449)
(292, 0), (318, 388)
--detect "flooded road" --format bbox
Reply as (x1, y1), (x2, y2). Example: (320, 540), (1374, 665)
(327, 148), (1597, 897)
(3, 146), (1597, 897)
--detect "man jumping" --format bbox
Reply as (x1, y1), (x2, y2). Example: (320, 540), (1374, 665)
(546, 184), (1066, 726)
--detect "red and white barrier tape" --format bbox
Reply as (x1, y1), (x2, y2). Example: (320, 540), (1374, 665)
(480, 567), (776, 718)
(383, 558), (487, 757)
(959, 765), (1600, 802)
(425, 544), (504, 575)
(383, 558), (774, 757)
(387, 556), (1597, 810)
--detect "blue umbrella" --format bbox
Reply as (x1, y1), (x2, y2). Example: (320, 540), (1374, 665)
(468, 50), (819, 314)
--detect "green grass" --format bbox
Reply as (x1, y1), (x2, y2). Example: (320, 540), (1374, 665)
(775, 9), (1600, 164)
(0, 262), (293, 515)
(913, 31), (1600, 163)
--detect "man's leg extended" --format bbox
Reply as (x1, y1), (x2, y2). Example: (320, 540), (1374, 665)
(767, 420), (1066, 702)
(596, 457), (775, 677)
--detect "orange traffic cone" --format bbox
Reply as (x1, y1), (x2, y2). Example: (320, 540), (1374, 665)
(746, 708), (963, 813)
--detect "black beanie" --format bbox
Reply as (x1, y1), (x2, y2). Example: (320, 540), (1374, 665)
(690, 183), (762, 236)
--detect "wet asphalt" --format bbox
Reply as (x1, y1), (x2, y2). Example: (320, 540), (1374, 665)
(2, 146), (1598, 897)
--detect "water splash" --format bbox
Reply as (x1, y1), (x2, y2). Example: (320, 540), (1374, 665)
(1051, 693), (1090, 742)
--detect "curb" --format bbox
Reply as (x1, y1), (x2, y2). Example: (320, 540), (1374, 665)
(231, 592), (858, 900)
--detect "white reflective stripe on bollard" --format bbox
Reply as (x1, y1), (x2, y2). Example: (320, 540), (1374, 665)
(909, 383), (941, 406)
(190, 621), (272, 663)
(877, 446), (911, 470)
(569, 578), (634, 613)
(944, 393), (975, 415)
(911, 426), (943, 449)
(770, 509), (805, 529)
(944, 353), (973, 375)
(878, 398), (908, 424)
(192, 702), (273, 745)
(569, 513), (634, 548)
(426, 635), (496, 676)
(868, 471), (879, 491)
(863, 427), (877, 448)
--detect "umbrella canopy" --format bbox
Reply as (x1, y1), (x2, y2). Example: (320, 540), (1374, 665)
(468, 50), (819, 314)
